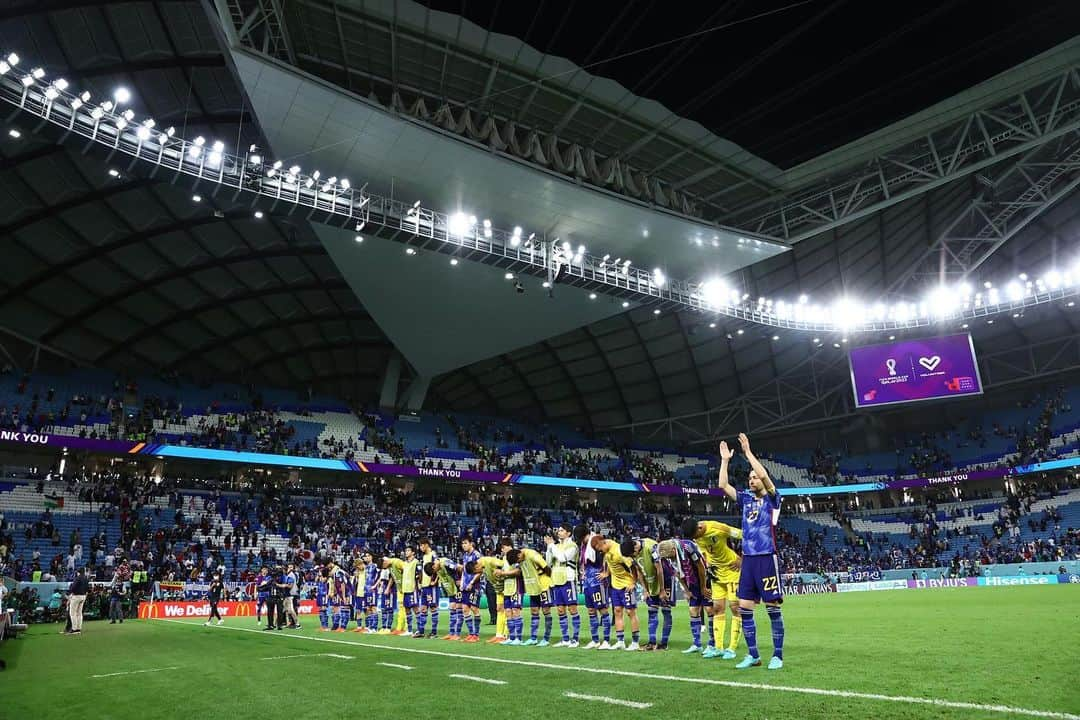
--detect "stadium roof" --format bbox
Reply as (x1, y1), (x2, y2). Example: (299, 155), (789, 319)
(0, 1), (1077, 440)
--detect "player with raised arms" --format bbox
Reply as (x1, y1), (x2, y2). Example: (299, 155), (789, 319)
(717, 433), (785, 670)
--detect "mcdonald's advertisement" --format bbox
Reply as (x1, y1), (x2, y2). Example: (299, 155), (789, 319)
(138, 600), (318, 619)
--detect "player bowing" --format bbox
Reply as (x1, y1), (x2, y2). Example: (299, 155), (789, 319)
(717, 433), (785, 670)
(620, 537), (673, 650)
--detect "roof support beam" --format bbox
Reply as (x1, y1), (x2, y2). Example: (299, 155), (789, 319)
(724, 62), (1080, 242)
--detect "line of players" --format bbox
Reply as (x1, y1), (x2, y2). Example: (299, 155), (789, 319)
(260, 433), (785, 668)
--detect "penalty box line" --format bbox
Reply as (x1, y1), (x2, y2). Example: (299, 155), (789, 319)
(157, 620), (1078, 720)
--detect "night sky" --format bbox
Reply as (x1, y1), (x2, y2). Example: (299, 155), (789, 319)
(417, 0), (1080, 167)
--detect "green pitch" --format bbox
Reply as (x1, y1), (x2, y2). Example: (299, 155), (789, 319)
(4, 586), (1078, 720)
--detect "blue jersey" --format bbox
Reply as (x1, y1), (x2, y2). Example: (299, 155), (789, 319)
(255, 574), (269, 599)
(364, 565), (380, 592)
(460, 549), (480, 589)
(579, 534), (606, 586)
(672, 539), (705, 591)
(737, 489), (781, 555)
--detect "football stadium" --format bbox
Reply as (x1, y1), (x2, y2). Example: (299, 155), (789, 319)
(1, 1), (1079, 718)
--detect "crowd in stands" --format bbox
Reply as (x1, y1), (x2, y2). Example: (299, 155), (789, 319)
(3, 465), (1078, 599)
(776, 473), (1080, 575)
(3, 370), (1078, 491)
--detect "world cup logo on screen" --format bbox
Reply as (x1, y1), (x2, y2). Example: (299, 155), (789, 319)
(885, 358), (897, 376)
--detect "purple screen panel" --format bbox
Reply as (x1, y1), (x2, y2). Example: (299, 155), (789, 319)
(849, 334), (982, 408)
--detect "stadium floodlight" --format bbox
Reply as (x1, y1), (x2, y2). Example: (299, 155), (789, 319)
(43, 86), (58, 100)
(622, 301), (629, 308)
(135, 125), (151, 141)
(654, 308), (661, 315)
(249, 153), (262, 165)
(8, 128), (20, 138)
(405, 247), (416, 255)
(192, 194), (202, 202)
(122, 109), (134, 121)
(90, 106), (103, 119)
(21, 74), (34, 87)
(31, 67), (44, 80)
(589, 293), (597, 300)
(108, 168), (119, 177)
(450, 258), (458, 265)
(254, 211), (264, 219)
(212, 140), (224, 153)
(355, 235), (364, 243)
(5, 53), (18, 66)
(113, 86), (130, 104)
(340, 178), (350, 189)
(114, 117), (127, 129)
(0, 61), (9, 75)
(187, 144), (201, 159)
(504, 272), (514, 280)
(468, 215), (477, 227)
(448, 212), (469, 237)
(653, 268), (666, 288)
(509, 234), (520, 247)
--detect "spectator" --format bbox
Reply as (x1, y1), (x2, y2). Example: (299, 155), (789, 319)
(67, 567), (89, 635)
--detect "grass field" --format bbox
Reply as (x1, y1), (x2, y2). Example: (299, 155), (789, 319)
(3, 586), (1078, 720)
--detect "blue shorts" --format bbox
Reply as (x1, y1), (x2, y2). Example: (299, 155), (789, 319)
(420, 586), (439, 607)
(684, 585), (707, 608)
(646, 592), (675, 609)
(738, 554), (783, 604)
(610, 587), (637, 609)
(363, 592), (377, 608)
(551, 582), (577, 607)
(381, 593), (397, 611)
(529, 590), (553, 609)
(402, 591), (420, 609)
(316, 594), (328, 607)
(256, 595), (268, 606)
(583, 582), (609, 610)
(503, 592), (522, 610)
(460, 588), (481, 607)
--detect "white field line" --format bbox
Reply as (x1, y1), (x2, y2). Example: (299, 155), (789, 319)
(563, 692), (651, 709)
(449, 673), (506, 685)
(262, 653), (353, 661)
(91, 666), (179, 679)
(377, 662), (414, 670)
(157, 619), (1080, 720)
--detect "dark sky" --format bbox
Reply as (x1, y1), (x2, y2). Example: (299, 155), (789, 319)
(418, 0), (1080, 167)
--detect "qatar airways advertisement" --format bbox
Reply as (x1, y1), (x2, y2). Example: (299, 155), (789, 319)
(849, 333), (983, 408)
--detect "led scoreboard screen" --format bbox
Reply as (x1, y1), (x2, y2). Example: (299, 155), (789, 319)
(849, 333), (983, 408)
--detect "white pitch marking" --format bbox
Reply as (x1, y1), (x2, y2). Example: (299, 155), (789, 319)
(449, 673), (506, 685)
(262, 653), (353, 661)
(91, 666), (179, 679)
(563, 692), (651, 709)
(378, 662), (414, 670)
(158, 620), (1080, 720)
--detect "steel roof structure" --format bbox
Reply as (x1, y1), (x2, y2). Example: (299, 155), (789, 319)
(0, 0), (1077, 441)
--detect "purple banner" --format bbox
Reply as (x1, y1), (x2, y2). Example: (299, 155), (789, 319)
(849, 333), (983, 408)
(0, 429), (139, 454)
(907, 577), (979, 589)
(358, 462), (515, 485)
(891, 466), (1015, 489)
